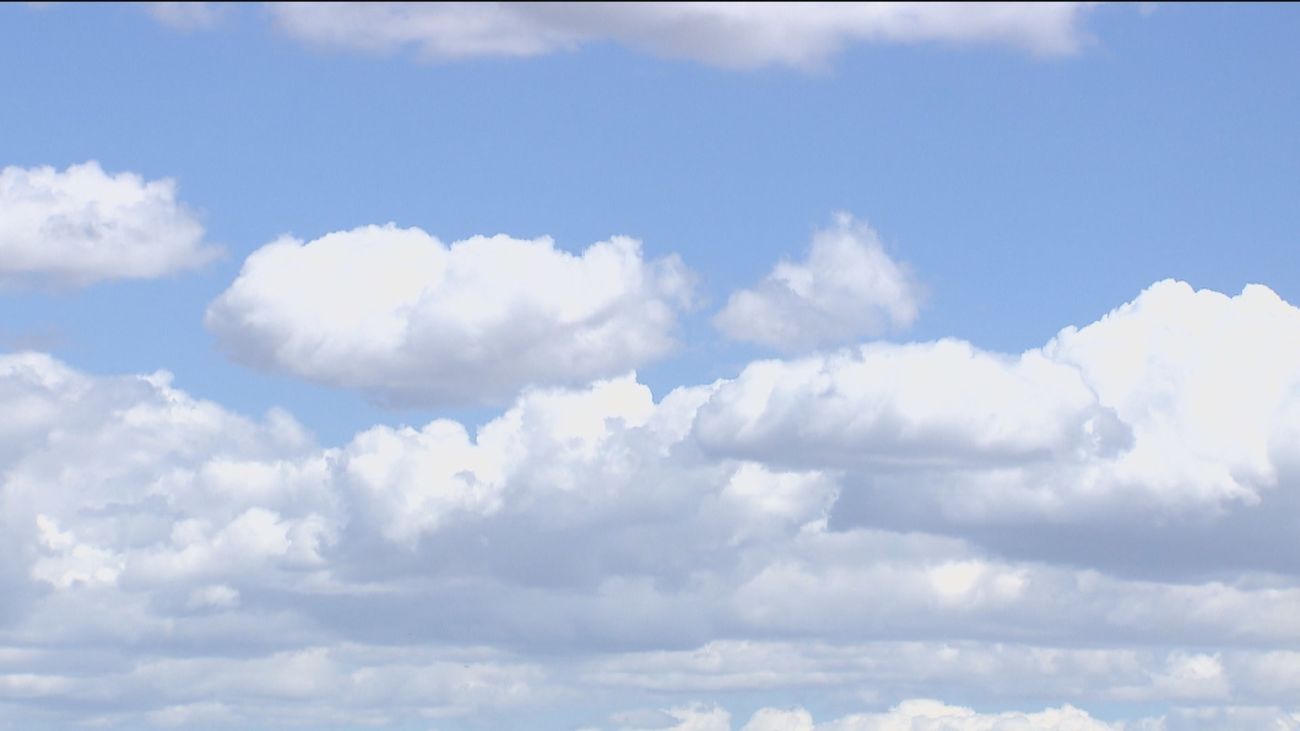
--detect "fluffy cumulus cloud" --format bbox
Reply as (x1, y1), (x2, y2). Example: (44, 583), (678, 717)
(205, 225), (693, 405)
(700, 280), (1300, 549)
(265, 3), (1101, 68)
(714, 214), (921, 350)
(0, 162), (218, 286)
(10, 279), (1300, 728)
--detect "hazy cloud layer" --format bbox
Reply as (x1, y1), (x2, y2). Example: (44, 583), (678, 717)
(206, 225), (693, 406)
(146, 2), (229, 30)
(266, 3), (1102, 69)
(0, 162), (218, 286)
(7, 280), (1300, 727)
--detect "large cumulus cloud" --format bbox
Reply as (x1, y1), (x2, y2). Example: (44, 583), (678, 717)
(699, 281), (1300, 529)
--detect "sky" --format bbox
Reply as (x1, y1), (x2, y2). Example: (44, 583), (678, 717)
(1, 2), (1300, 729)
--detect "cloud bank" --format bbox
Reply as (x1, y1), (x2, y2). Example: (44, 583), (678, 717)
(8, 279), (1300, 727)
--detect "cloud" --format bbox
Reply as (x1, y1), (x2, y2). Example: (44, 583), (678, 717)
(146, 2), (229, 29)
(694, 337), (1124, 468)
(12, 279), (1300, 727)
(714, 214), (921, 351)
(698, 280), (1300, 542)
(1160, 706), (1300, 731)
(0, 352), (331, 604)
(657, 704), (731, 731)
(740, 707), (815, 731)
(336, 374), (665, 545)
(0, 162), (218, 287)
(812, 699), (1125, 731)
(266, 3), (1102, 69)
(607, 700), (1138, 731)
(205, 224), (693, 406)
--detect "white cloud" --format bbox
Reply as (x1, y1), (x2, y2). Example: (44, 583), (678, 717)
(694, 338), (1124, 469)
(582, 638), (1300, 709)
(11, 279), (1300, 727)
(266, 3), (1102, 69)
(813, 699), (1124, 731)
(146, 701), (236, 728)
(0, 162), (218, 286)
(337, 374), (661, 544)
(714, 214), (921, 350)
(740, 707), (814, 731)
(611, 700), (1142, 731)
(698, 280), (1300, 532)
(1159, 706), (1300, 731)
(146, 2), (228, 30)
(186, 584), (240, 610)
(1145, 653), (1230, 702)
(655, 704), (731, 731)
(205, 224), (693, 405)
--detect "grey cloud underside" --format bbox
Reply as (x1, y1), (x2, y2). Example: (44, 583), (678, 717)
(7, 279), (1300, 727)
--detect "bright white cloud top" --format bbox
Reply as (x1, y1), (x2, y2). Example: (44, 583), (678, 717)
(205, 225), (693, 405)
(714, 214), (921, 350)
(10, 279), (1300, 728)
(0, 162), (217, 286)
(266, 2), (1099, 68)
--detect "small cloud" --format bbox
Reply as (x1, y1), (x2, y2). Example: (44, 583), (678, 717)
(714, 213), (921, 351)
(146, 2), (229, 30)
(0, 161), (218, 287)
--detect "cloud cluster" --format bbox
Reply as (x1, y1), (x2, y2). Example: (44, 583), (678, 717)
(9, 277), (1300, 727)
(205, 213), (923, 406)
(266, 3), (1101, 68)
(713, 214), (921, 350)
(748, 699), (1124, 731)
(2, 6), (1278, 728)
(206, 225), (693, 405)
(583, 696), (1300, 731)
(703, 281), (1300, 533)
(0, 162), (218, 286)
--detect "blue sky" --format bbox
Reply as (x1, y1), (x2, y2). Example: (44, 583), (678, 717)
(3, 3), (1300, 730)
(4, 2), (1298, 444)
